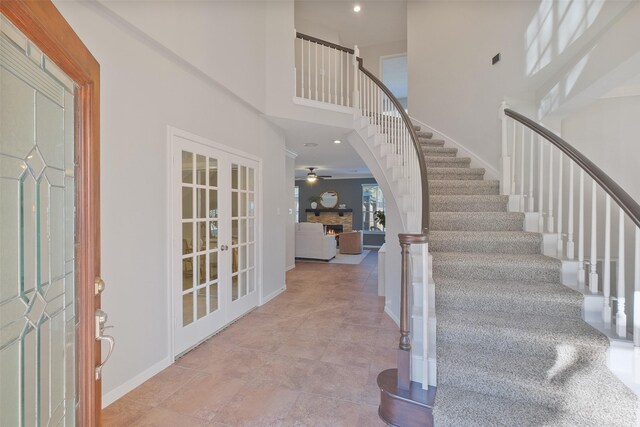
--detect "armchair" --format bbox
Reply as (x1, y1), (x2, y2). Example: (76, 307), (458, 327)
(295, 223), (337, 261)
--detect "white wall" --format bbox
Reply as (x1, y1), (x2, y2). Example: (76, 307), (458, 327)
(407, 0), (632, 171)
(54, 0), (287, 404)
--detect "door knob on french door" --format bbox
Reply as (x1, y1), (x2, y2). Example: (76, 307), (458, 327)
(220, 245), (229, 251)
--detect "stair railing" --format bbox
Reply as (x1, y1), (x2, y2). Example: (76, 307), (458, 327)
(295, 32), (432, 393)
(501, 103), (640, 345)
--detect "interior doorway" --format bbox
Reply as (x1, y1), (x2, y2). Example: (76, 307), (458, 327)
(380, 54), (408, 112)
(170, 129), (260, 357)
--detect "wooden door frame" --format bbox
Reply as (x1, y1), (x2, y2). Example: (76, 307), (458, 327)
(1, 1), (101, 425)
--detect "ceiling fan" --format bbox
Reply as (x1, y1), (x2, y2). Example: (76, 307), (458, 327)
(306, 167), (332, 183)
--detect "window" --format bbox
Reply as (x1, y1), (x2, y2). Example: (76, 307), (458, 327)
(294, 186), (299, 223)
(362, 184), (385, 231)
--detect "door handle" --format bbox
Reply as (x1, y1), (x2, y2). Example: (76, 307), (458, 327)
(220, 244), (228, 251)
(95, 308), (115, 380)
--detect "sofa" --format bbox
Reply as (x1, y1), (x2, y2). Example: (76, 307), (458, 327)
(295, 223), (337, 261)
(339, 230), (363, 254)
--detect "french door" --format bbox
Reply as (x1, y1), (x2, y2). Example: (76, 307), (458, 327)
(1, 3), (102, 425)
(171, 131), (259, 356)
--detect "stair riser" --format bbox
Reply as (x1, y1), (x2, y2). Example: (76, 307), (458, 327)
(435, 291), (582, 319)
(431, 200), (508, 212)
(417, 131), (433, 138)
(430, 239), (540, 254)
(425, 158), (471, 168)
(430, 215), (524, 231)
(432, 259), (561, 282)
(428, 170), (485, 180)
(430, 185), (500, 196)
(420, 140), (444, 147)
(422, 148), (458, 157)
(438, 355), (598, 410)
(436, 325), (606, 365)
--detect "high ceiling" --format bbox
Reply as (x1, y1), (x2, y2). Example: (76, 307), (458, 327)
(270, 118), (372, 180)
(291, 0), (407, 179)
(295, 0), (407, 48)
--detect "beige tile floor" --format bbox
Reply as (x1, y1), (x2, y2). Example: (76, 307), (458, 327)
(103, 251), (396, 426)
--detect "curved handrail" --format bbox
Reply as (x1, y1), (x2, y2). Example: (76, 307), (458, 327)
(358, 58), (429, 233)
(505, 108), (640, 228)
(296, 32), (355, 55)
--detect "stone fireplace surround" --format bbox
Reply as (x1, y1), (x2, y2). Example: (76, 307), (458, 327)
(305, 209), (353, 232)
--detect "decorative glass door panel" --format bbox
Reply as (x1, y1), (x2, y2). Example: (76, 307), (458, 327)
(1, 17), (76, 426)
(173, 132), (259, 356)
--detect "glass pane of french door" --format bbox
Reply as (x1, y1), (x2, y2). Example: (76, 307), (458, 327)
(181, 152), (221, 327)
(1, 16), (76, 426)
(230, 163), (257, 303)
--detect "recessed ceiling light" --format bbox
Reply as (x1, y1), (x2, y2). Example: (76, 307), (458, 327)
(333, 140), (342, 144)
(353, 5), (361, 12)
(303, 143), (318, 147)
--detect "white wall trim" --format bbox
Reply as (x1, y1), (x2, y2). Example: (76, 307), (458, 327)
(384, 304), (400, 327)
(286, 264), (296, 272)
(102, 356), (172, 408)
(261, 285), (286, 306)
(292, 96), (356, 114)
(285, 149), (298, 159)
(410, 116), (499, 180)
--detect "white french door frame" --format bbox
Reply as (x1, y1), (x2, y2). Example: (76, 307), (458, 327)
(166, 126), (263, 358)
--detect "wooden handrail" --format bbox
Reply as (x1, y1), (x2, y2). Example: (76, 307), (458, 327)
(358, 58), (430, 233)
(504, 108), (640, 228)
(295, 32), (355, 55)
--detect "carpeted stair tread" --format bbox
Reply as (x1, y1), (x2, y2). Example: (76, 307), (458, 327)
(435, 277), (582, 318)
(430, 179), (500, 195)
(432, 385), (594, 427)
(431, 195), (508, 212)
(425, 156), (471, 168)
(437, 308), (609, 361)
(420, 138), (445, 147)
(417, 130), (433, 138)
(438, 344), (638, 424)
(428, 167), (485, 180)
(422, 146), (458, 157)
(432, 252), (562, 282)
(430, 211), (525, 231)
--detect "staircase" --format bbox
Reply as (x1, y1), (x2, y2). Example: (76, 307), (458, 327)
(419, 127), (640, 426)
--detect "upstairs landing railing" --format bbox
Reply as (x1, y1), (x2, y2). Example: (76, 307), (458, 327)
(294, 33), (432, 400)
(501, 104), (640, 345)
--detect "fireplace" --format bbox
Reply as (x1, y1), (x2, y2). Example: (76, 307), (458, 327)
(325, 224), (344, 234)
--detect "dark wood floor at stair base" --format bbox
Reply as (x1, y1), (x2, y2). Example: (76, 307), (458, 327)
(378, 369), (436, 426)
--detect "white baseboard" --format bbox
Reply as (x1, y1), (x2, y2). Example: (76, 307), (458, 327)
(102, 356), (172, 408)
(363, 245), (382, 249)
(286, 264), (296, 272)
(261, 285), (286, 305)
(384, 304), (400, 327)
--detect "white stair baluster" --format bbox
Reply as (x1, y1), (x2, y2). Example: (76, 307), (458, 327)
(617, 208), (627, 337)
(314, 43), (318, 100)
(604, 195), (612, 327)
(567, 162), (575, 259)
(528, 130), (534, 212)
(589, 180), (598, 293)
(321, 45), (325, 102)
(346, 52), (350, 106)
(307, 39), (311, 99)
(634, 226), (640, 348)
(547, 147), (554, 233)
(578, 170), (586, 286)
(557, 152), (563, 255)
(300, 38), (305, 98)
(520, 125), (525, 211)
(538, 139), (545, 233)
(511, 122), (516, 195)
(500, 103), (511, 195)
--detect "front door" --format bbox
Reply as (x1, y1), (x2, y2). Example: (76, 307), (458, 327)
(1, 3), (102, 425)
(172, 130), (259, 356)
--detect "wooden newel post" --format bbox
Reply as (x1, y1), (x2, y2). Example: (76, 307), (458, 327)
(398, 233), (428, 391)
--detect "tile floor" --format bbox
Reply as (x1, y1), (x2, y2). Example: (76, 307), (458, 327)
(103, 251), (396, 426)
